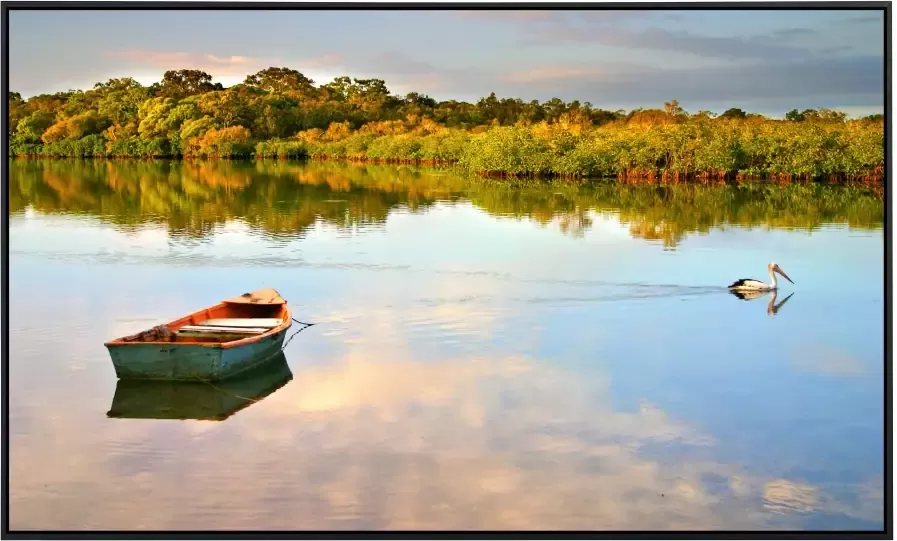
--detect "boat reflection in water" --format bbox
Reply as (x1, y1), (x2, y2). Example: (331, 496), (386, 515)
(106, 351), (293, 421)
(729, 288), (795, 316)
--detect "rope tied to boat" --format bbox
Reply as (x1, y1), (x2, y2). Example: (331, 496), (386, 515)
(281, 317), (316, 350)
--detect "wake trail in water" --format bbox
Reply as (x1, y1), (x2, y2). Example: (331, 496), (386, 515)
(514, 277), (722, 290)
(414, 286), (730, 308)
(517, 287), (729, 305)
(11, 250), (732, 297)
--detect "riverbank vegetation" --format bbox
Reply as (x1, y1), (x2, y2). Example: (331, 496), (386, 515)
(9, 159), (883, 248)
(9, 68), (884, 182)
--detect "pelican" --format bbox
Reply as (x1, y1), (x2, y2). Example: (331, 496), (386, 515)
(728, 262), (793, 291)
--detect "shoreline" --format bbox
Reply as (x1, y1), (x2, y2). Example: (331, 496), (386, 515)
(8, 154), (884, 188)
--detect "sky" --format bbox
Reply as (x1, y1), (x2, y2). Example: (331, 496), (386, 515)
(7, 7), (887, 117)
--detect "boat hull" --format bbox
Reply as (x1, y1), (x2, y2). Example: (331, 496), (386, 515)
(104, 288), (294, 382)
(106, 325), (289, 381)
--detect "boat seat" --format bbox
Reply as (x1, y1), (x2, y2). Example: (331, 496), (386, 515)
(178, 325), (269, 335)
(197, 318), (283, 329)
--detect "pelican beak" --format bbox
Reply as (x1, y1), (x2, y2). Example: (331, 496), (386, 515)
(774, 265), (794, 284)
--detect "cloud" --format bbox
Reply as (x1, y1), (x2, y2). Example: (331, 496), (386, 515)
(525, 25), (820, 61)
(300, 52), (346, 69)
(767, 27), (818, 42)
(107, 49), (265, 74)
(501, 66), (604, 84)
(333, 51), (483, 96)
(389, 73), (450, 94)
(454, 10), (827, 62)
(820, 45), (854, 55)
(491, 55), (883, 109)
(10, 346), (883, 530)
(763, 479), (819, 514)
(366, 51), (443, 76)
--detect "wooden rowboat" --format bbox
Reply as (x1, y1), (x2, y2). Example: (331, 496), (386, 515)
(104, 288), (293, 381)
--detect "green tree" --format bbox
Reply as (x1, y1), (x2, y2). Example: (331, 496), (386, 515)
(158, 69), (220, 99)
(137, 97), (179, 138)
(197, 90), (252, 128)
(785, 109), (805, 122)
(720, 108), (747, 120)
(8, 91), (27, 135)
(252, 95), (302, 138)
(97, 79), (151, 130)
(804, 108), (847, 123)
(243, 67), (315, 95)
(13, 110), (56, 143)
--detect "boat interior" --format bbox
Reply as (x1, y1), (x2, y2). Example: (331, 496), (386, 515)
(114, 290), (290, 345)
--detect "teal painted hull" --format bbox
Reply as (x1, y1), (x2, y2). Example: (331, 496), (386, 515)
(106, 325), (289, 381)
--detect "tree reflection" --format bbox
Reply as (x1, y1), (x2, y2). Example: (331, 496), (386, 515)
(9, 159), (883, 247)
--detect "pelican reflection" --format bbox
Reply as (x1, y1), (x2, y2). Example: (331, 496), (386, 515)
(729, 288), (794, 316)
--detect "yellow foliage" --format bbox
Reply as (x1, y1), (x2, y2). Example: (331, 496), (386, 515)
(627, 110), (678, 126)
(555, 111), (592, 136)
(41, 121), (71, 143)
(530, 121), (554, 138)
(40, 111), (110, 143)
(103, 122), (139, 143)
(413, 116), (443, 136)
(359, 120), (407, 136)
(324, 121), (352, 141)
(198, 125), (251, 146)
(192, 126), (252, 156)
(296, 128), (324, 143)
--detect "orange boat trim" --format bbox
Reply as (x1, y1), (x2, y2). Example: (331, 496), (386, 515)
(105, 289), (292, 349)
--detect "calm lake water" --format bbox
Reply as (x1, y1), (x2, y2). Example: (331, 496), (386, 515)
(8, 159), (886, 531)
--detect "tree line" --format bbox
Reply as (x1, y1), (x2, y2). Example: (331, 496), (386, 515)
(7, 67), (885, 182)
(9, 68), (626, 146)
